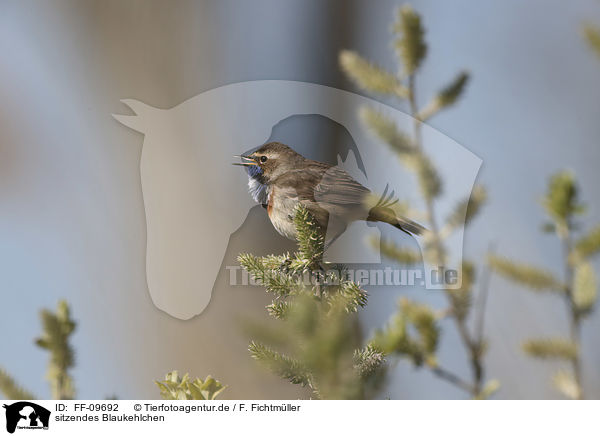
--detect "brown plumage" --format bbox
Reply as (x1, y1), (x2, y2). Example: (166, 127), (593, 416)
(234, 142), (426, 241)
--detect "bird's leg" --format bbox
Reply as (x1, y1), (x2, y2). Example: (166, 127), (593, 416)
(278, 257), (292, 274)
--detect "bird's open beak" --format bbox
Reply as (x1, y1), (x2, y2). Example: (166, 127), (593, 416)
(232, 154), (258, 166)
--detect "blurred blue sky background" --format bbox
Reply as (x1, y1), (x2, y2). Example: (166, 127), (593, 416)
(1, 0), (599, 399)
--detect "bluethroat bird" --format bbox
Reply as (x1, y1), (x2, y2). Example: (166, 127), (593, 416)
(234, 142), (425, 244)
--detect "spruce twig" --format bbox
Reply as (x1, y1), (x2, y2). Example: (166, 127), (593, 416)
(155, 371), (226, 400)
(239, 206), (383, 399)
(0, 300), (83, 401)
(35, 300), (76, 400)
(0, 368), (36, 400)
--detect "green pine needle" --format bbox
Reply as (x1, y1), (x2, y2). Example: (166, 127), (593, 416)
(0, 368), (36, 400)
(353, 345), (386, 379)
(155, 371), (226, 400)
(249, 341), (312, 387)
(35, 300), (76, 400)
(294, 205), (324, 264)
(237, 253), (265, 280)
(266, 301), (292, 319)
(338, 281), (368, 312)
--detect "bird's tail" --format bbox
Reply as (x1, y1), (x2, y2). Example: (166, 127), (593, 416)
(366, 184), (426, 236)
(392, 215), (427, 236)
(367, 206), (426, 236)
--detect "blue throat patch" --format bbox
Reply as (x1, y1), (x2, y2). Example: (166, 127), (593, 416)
(246, 165), (263, 179)
(246, 165), (268, 204)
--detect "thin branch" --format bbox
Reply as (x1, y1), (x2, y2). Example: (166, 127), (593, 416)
(428, 364), (474, 394)
(561, 228), (584, 399)
(408, 70), (486, 397)
(474, 242), (496, 346)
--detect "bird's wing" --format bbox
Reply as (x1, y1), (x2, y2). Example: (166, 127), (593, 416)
(312, 165), (371, 207)
(273, 164), (370, 224)
(273, 164), (425, 236)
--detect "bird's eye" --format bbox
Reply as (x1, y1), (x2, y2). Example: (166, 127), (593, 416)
(260, 156), (268, 163)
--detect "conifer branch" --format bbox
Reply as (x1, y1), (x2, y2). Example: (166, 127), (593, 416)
(353, 345), (386, 379)
(249, 341), (313, 388)
(155, 371), (226, 400)
(35, 300), (76, 400)
(0, 368), (36, 400)
(266, 301), (292, 320)
(338, 281), (368, 312)
(2, 301), (123, 400)
(240, 207), (377, 399)
(294, 205), (324, 266)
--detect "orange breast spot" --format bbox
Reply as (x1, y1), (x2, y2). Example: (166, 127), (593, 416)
(267, 187), (274, 218)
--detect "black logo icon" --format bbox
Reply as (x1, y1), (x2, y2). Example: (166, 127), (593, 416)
(2, 402), (50, 434)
